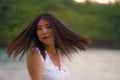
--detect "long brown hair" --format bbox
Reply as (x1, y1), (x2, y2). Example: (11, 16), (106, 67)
(7, 13), (92, 60)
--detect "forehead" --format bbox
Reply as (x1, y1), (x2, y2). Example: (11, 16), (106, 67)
(37, 19), (49, 26)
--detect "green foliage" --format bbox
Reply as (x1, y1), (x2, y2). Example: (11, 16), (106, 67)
(0, 0), (120, 46)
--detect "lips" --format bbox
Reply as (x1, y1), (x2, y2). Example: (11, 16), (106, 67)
(42, 36), (49, 40)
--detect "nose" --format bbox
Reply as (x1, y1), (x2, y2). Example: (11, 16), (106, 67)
(42, 28), (47, 34)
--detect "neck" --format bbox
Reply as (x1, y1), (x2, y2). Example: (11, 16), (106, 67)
(45, 44), (57, 54)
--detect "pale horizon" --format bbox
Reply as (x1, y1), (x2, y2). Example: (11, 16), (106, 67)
(74, 0), (116, 4)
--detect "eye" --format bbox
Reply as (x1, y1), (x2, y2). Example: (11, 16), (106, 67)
(46, 25), (51, 29)
(37, 27), (42, 30)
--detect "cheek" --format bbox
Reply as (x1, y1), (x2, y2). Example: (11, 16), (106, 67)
(49, 30), (54, 38)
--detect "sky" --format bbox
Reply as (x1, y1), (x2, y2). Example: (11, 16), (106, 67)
(74, 0), (116, 4)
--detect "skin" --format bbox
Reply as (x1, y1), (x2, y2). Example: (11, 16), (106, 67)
(27, 19), (60, 80)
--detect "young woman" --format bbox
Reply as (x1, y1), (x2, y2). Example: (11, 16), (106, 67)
(7, 13), (92, 80)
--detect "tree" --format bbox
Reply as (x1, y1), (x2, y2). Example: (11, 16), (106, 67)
(115, 0), (120, 6)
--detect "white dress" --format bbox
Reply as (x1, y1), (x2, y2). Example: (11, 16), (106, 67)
(28, 48), (70, 80)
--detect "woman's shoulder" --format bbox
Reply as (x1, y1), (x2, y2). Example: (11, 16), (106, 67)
(27, 47), (41, 64)
(27, 47), (43, 80)
(27, 47), (42, 69)
(30, 47), (40, 52)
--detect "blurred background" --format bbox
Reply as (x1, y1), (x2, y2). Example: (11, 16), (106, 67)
(0, 0), (120, 80)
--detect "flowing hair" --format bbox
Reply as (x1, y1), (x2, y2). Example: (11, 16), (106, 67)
(7, 13), (92, 60)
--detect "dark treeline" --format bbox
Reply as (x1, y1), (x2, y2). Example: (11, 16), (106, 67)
(0, 0), (120, 48)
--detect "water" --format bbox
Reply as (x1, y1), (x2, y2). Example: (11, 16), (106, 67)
(0, 48), (27, 80)
(0, 48), (120, 80)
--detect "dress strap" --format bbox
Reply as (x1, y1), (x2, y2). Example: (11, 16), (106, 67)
(57, 49), (64, 65)
(35, 47), (45, 64)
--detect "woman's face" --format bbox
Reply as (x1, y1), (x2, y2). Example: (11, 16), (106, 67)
(36, 19), (55, 46)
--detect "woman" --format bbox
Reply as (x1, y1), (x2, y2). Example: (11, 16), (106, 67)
(7, 13), (92, 80)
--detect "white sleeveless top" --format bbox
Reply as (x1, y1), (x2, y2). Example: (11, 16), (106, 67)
(28, 48), (70, 80)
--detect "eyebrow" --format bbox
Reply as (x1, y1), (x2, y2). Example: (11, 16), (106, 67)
(37, 23), (50, 27)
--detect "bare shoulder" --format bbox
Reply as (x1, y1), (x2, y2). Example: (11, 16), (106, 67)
(27, 48), (41, 65)
(27, 48), (42, 80)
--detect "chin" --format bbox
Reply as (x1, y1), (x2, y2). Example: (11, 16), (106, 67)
(43, 41), (51, 45)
